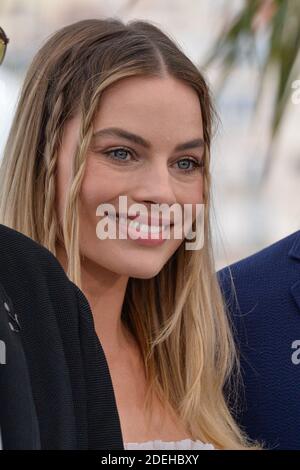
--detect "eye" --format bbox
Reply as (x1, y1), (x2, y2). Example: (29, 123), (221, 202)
(100, 147), (204, 173)
(102, 147), (134, 162)
(175, 157), (204, 173)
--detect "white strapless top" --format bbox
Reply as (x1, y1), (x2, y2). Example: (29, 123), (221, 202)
(124, 438), (215, 450)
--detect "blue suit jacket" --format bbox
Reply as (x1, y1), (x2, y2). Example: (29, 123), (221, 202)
(218, 230), (300, 450)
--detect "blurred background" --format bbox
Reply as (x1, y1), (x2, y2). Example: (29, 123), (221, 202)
(0, 0), (299, 269)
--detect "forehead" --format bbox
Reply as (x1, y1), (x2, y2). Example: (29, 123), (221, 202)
(94, 75), (203, 142)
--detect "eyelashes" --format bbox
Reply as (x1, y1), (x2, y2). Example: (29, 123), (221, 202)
(101, 147), (204, 174)
(176, 158), (204, 173)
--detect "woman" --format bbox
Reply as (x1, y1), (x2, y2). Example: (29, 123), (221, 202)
(0, 18), (262, 450)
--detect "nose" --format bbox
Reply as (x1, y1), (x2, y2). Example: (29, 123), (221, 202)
(131, 161), (177, 208)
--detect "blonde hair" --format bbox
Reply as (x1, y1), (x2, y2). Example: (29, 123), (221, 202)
(0, 18), (261, 449)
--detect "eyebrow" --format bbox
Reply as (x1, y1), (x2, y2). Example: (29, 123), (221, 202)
(92, 127), (205, 152)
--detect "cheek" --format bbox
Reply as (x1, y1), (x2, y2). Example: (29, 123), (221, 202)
(78, 168), (117, 260)
(189, 178), (204, 203)
(79, 160), (120, 217)
(176, 179), (204, 215)
(174, 179), (204, 237)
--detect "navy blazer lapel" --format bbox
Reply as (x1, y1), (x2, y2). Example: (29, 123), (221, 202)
(288, 231), (300, 313)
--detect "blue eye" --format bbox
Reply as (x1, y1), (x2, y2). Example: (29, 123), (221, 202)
(103, 147), (133, 161)
(176, 158), (204, 173)
(102, 147), (204, 173)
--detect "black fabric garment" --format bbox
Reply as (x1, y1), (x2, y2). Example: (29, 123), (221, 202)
(0, 283), (40, 449)
(0, 223), (124, 450)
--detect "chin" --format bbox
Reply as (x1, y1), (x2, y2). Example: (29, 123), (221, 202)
(117, 260), (165, 279)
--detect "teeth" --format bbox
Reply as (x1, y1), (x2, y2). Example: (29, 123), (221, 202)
(107, 214), (169, 233)
(129, 220), (164, 233)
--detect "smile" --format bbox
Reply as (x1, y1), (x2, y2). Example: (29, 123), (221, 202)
(107, 213), (172, 234)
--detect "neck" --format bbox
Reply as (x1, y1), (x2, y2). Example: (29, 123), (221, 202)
(55, 242), (133, 362)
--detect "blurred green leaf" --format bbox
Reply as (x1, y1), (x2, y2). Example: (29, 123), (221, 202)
(204, 0), (300, 178)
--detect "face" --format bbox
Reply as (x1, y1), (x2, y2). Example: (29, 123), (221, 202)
(56, 75), (205, 279)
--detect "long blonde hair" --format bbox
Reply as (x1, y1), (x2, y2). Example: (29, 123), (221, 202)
(0, 18), (261, 449)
